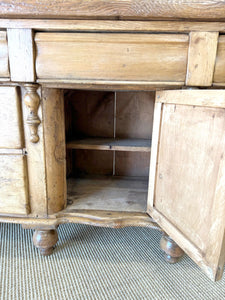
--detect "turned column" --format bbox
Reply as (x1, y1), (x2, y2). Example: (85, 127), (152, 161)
(23, 83), (41, 143)
(33, 229), (58, 256)
(160, 233), (184, 263)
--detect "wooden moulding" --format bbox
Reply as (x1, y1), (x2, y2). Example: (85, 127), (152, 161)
(38, 80), (183, 91)
(0, 1), (225, 20)
(0, 212), (161, 230)
(3, 19), (225, 33)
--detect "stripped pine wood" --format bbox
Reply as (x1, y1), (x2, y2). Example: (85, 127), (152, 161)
(38, 80), (183, 91)
(0, 212), (161, 230)
(67, 138), (151, 152)
(0, 86), (24, 149)
(214, 35), (225, 83)
(67, 177), (148, 212)
(21, 86), (48, 216)
(42, 88), (67, 214)
(0, 155), (29, 215)
(2, 20), (225, 33)
(0, 31), (9, 78)
(186, 32), (219, 86)
(156, 89), (225, 108)
(0, 1), (225, 20)
(35, 33), (188, 82)
(147, 102), (162, 209)
(1, 2), (225, 280)
(7, 28), (35, 82)
(148, 90), (225, 281)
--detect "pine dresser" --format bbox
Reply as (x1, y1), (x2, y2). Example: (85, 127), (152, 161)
(0, 0), (225, 281)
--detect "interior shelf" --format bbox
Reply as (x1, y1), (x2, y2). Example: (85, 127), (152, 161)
(66, 138), (151, 152)
(67, 176), (148, 212)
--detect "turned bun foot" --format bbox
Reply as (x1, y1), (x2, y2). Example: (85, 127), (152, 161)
(160, 233), (184, 263)
(33, 229), (58, 256)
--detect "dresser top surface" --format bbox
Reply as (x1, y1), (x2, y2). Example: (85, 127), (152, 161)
(1, 0), (225, 21)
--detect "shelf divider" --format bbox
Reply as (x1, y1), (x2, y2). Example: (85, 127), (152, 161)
(66, 137), (151, 152)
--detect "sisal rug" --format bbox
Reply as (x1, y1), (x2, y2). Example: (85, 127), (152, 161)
(0, 223), (225, 299)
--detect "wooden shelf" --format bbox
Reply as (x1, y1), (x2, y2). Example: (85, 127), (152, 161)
(66, 176), (148, 212)
(66, 138), (151, 152)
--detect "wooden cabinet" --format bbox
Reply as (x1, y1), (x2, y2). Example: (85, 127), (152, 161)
(1, 1), (225, 282)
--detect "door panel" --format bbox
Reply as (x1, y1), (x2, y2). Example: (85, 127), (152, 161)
(0, 152), (29, 215)
(0, 86), (23, 148)
(148, 90), (225, 281)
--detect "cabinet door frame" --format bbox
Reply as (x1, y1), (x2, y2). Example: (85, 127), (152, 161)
(147, 89), (225, 281)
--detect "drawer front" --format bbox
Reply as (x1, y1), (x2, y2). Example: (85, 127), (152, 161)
(0, 152), (29, 215)
(0, 86), (23, 148)
(35, 33), (189, 82)
(0, 31), (9, 78)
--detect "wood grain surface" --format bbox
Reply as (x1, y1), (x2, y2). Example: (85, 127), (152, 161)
(67, 138), (151, 152)
(148, 90), (225, 281)
(186, 32), (218, 86)
(42, 88), (67, 214)
(0, 32), (9, 78)
(0, 1), (225, 20)
(67, 177), (148, 212)
(0, 86), (24, 149)
(214, 35), (225, 83)
(0, 154), (29, 215)
(7, 29), (35, 82)
(21, 86), (48, 216)
(35, 33), (188, 82)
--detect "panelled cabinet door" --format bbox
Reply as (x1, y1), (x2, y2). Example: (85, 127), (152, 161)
(0, 86), (29, 215)
(148, 90), (225, 281)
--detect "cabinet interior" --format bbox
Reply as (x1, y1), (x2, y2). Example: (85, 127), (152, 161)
(64, 90), (155, 212)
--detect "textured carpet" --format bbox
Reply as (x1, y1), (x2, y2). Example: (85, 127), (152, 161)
(0, 223), (225, 300)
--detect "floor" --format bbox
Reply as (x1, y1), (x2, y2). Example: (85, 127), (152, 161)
(0, 222), (224, 300)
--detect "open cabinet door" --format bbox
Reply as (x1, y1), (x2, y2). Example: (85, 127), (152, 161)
(148, 90), (225, 281)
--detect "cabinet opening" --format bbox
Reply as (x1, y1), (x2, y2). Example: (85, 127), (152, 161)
(64, 90), (155, 212)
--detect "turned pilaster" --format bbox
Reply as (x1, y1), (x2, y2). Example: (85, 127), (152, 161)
(160, 233), (184, 263)
(24, 84), (41, 143)
(33, 229), (58, 256)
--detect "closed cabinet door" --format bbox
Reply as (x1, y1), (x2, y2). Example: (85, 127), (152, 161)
(148, 90), (225, 281)
(0, 86), (29, 215)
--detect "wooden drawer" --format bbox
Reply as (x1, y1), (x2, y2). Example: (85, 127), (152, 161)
(35, 33), (188, 83)
(0, 31), (9, 78)
(0, 86), (23, 148)
(0, 151), (29, 215)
